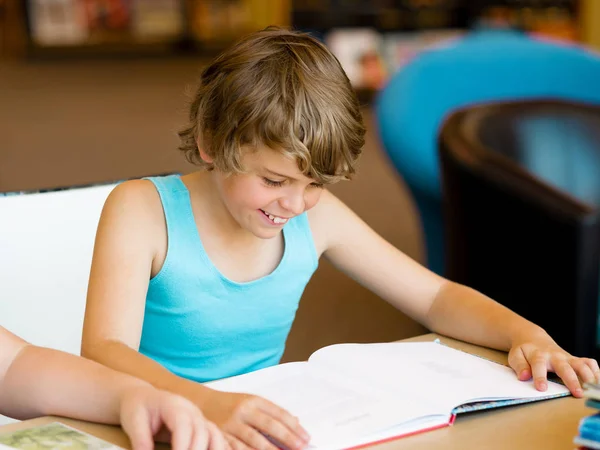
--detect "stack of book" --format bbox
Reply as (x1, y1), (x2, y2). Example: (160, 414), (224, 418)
(575, 383), (600, 449)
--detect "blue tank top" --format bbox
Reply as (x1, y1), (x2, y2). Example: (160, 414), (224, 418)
(138, 174), (319, 382)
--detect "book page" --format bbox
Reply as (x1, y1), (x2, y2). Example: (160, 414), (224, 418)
(206, 361), (446, 448)
(308, 341), (570, 412)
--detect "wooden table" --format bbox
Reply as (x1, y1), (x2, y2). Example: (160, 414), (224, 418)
(0, 334), (593, 449)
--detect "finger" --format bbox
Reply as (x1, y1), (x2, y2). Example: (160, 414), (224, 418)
(165, 411), (195, 450)
(236, 423), (280, 450)
(584, 358), (600, 383)
(508, 347), (532, 381)
(552, 358), (583, 397)
(190, 415), (210, 450)
(122, 405), (154, 450)
(571, 358), (597, 385)
(256, 399), (310, 443)
(246, 411), (305, 450)
(527, 351), (549, 391)
(226, 433), (250, 450)
(206, 422), (228, 450)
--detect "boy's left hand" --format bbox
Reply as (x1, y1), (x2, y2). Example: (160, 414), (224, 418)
(508, 334), (600, 397)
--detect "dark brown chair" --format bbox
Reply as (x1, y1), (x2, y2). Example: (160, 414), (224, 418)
(438, 100), (600, 358)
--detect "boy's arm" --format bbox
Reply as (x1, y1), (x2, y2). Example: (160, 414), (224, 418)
(310, 190), (600, 396)
(0, 326), (227, 450)
(82, 180), (309, 450)
(81, 180), (207, 403)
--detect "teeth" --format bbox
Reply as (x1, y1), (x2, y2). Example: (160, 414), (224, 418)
(262, 210), (288, 224)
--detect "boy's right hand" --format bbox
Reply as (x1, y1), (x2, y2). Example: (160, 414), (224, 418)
(203, 391), (310, 450)
(119, 385), (228, 450)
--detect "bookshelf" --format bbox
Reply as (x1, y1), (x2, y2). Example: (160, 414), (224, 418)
(0, 1), (590, 99)
(17, 0), (290, 58)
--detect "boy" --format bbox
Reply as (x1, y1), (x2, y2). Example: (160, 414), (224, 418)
(81, 27), (599, 450)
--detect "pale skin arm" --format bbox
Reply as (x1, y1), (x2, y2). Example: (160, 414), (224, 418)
(309, 190), (600, 397)
(0, 326), (226, 450)
(81, 180), (309, 450)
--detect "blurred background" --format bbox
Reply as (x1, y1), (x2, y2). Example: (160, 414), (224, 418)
(2, 0), (600, 366)
(1, 1), (595, 89)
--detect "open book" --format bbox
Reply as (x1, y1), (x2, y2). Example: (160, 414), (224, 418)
(207, 340), (570, 450)
(0, 422), (123, 449)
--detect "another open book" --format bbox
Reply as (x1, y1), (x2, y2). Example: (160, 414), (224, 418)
(207, 340), (570, 450)
(0, 422), (122, 450)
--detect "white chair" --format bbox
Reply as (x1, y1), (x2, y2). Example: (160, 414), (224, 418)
(0, 181), (117, 425)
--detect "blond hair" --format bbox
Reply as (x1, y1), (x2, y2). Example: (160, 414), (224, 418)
(178, 26), (366, 184)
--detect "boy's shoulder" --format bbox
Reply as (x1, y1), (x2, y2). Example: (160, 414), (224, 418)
(109, 178), (160, 205)
(95, 178), (167, 264)
(308, 189), (354, 253)
(308, 189), (348, 221)
(103, 178), (164, 223)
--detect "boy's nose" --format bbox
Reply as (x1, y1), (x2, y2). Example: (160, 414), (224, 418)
(280, 194), (305, 215)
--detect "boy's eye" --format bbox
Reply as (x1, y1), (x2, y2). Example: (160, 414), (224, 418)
(263, 177), (284, 187)
(310, 182), (324, 189)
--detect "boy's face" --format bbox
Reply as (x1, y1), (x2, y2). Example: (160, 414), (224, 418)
(210, 146), (324, 239)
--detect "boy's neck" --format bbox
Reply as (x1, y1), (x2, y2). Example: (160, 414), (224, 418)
(182, 171), (264, 246)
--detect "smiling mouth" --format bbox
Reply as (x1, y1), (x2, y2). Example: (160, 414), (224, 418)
(259, 209), (289, 225)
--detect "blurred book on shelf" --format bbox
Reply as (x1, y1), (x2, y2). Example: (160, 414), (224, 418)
(130, 0), (185, 41)
(187, 0), (290, 46)
(527, 6), (579, 43)
(325, 27), (463, 91)
(325, 28), (386, 91)
(27, 0), (89, 46)
(24, 0), (290, 53)
(26, 0), (185, 48)
(382, 29), (463, 75)
(476, 2), (580, 43)
(291, 0), (468, 34)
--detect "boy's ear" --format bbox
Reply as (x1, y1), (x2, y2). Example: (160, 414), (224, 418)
(198, 145), (214, 164)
